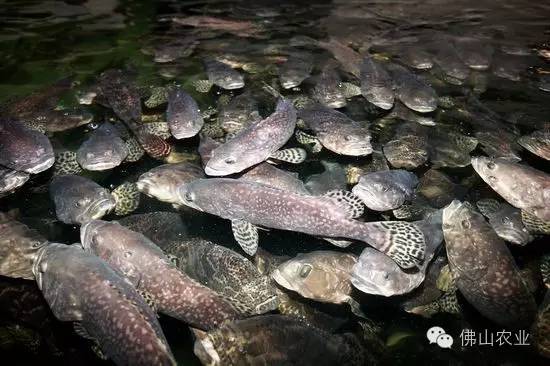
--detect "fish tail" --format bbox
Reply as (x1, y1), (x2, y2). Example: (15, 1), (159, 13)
(358, 221), (426, 269)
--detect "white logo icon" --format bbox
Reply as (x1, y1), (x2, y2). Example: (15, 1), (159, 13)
(426, 326), (454, 348)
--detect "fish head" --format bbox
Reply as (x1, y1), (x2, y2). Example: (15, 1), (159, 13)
(319, 92), (347, 108)
(176, 179), (214, 211)
(204, 143), (250, 176)
(365, 86), (394, 110)
(406, 90), (438, 113)
(351, 248), (422, 296)
(322, 129), (373, 156)
(0, 168), (29, 193)
(8, 128), (55, 174)
(136, 166), (184, 204)
(50, 176), (116, 225)
(272, 254), (347, 303)
(491, 209), (533, 245)
(353, 175), (404, 211)
(77, 146), (126, 171)
(442, 200), (483, 244)
(471, 156), (509, 189)
(217, 73), (245, 90)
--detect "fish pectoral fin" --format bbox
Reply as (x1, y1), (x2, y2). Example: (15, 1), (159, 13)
(192, 80), (213, 93)
(231, 219), (259, 256)
(323, 237), (354, 248)
(112, 182), (140, 216)
(91, 343), (109, 361)
(324, 190), (365, 218)
(269, 148), (307, 164)
(295, 130), (322, 153)
(347, 298), (367, 319)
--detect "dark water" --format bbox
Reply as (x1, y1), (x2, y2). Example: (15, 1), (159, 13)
(1, 0), (549, 365)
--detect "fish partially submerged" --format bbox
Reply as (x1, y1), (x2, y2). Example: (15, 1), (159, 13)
(80, 220), (240, 330)
(166, 87), (204, 139)
(352, 170), (418, 211)
(0, 212), (48, 280)
(471, 157), (550, 221)
(194, 59), (245, 93)
(193, 315), (365, 366)
(0, 119), (54, 174)
(360, 56), (394, 110)
(161, 237), (279, 315)
(476, 198), (533, 246)
(76, 122), (129, 171)
(518, 129), (550, 161)
(239, 162), (309, 194)
(205, 99), (305, 176)
(217, 92), (261, 134)
(33, 243), (176, 366)
(278, 52), (314, 89)
(297, 105), (372, 156)
(0, 167), (29, 196)
(442, 200), (537, 328)
(137, 162), (204, 206)
(50, 175), (139, 225)
(387, 63), (437, 113)
(272, 250), (364, 316)
(177, 178), (426, 269)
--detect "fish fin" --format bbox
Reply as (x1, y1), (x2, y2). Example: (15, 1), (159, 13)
(295, 130), (322, 153)
(137, 133), (171, 159)
(369, 221), (426, 269)
(476, 198), (500, 218)
(340, 82), (362, 98)
(347, 298), (367, 319)
(53, 151), (83, 176)
(124, 137), (145, 162)
(193, 80), (213, 93)
(137, 289), (158, 313)
(289, 35), (318, 47)
(521, 210), (550, 235)
(231, 219), (259, 256)
(112, 182), (140, 216)
(91, 343), (109, 360)
(73, 323), (94, 340)
(324, 190), (365, 218)
(323, 237), (354, 248)
(269, 148), (307, 164)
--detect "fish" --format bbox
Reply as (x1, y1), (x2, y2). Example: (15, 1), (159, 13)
(49, 175), (116, 225)
(0, 119), (55, 174)
(272, 250), (363, 315)
(217, 92), (261, 134)
(359, 56), (394, 110)
(471, 156), (550, 221)
(492, 54), (525, 81)
(137, 162), (205, 206)
(399, 46), (433, 69)
(352, 170), (418, 211)
(430, 40), (470, 83)
(476, 198), (533, 246)
(383, 135), (429, 170)
(205, 99), (304, 176)
(176, 178), (426, 269)
(311, 62), (347, 108)
(166, 87), (204, 139)
(318, 37), (362, 78)
(353, 210), (444, 297)
(532, 290), (550, 358)
(474, 131), (521, 161)
(0, 167), (29, 196)
(429, 130), (478, 168)
(193, 315), (365, 366)
(297, 104), (372, 156)
(117, 211), (188, 247)
(239, 162), (309, 194)
(278, 52), (314, 89)
(32, 243), (176, 366)
(0, 212), (48, 280)
(170, 15), (262, 38)
(387, 63), (437, 113)
(454, 37), (493, 70)
(80, 220), (240, 330)
(76, 122), (129, 171)
(417, 168), (466, 208)
(195, 59), (245, 92)
(22, 108), (93, 133)
(442, 200), (537, 328)
(160, 237), (279, 315)
(305, 160), (347, 195)
(518, 129), (550, 161)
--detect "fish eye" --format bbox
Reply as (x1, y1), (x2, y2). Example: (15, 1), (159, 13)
(487, 162), (495, 170)
(345, 135), (353, 141)
(88, 122), (99, 129)
(383, 273), (390, 280)
(382, 186), (389, 192)
(502, 216), (511, 224)
(225, 157), (236, 164)
(299, 264), (312, 278)
(461, 219), (471, 229)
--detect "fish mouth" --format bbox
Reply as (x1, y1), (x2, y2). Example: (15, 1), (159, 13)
(136, 176), (152, 195)
(342, 144), (373, 156)
(442, 199), (465, 224)
(350, 274), (391, 297)
(204, 165), (232, 177)
(254, 296), (280, 314)
(223, 80), (245, 90)
(78, 198), (115, 224)
(80, 159), (122, 171)
(469, 64), (489, 71)
(414, 62), (433, 69)
(32, 245), (50, 290)
(80, 220), (103, 250)
(470, 156), (487, 174)
(21, 155), (55, 174)
(324, 99), (346, 108)
(407, 104), (437, 114)
(271, 269), (295, 291)
(281, 80), (299, 89)
(372, 100), (394, 110)
(0, 171), (29, 192)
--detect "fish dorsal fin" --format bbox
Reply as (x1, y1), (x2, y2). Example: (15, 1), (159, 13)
(324, 190), (364, 219)
(476, 198), (500, 218)
(295, 130), (322, 153)
(111, 182), (140, 216)
(269, 148), (307, 164)
(231, 219), (259, 256)
(347, 298), (367, 319)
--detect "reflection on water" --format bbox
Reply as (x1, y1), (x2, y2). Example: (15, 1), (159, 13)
(0, 0), (549, 365)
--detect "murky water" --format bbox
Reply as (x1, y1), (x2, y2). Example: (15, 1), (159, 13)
(1, 0), (549, 365)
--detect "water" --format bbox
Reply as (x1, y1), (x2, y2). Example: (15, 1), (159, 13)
(1, 0), (549, 365)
